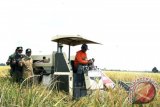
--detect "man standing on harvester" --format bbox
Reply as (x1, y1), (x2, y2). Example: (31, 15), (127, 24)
(73, 44), (94, 98)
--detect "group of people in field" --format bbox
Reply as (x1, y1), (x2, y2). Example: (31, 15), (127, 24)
(6, 47), (33, 84)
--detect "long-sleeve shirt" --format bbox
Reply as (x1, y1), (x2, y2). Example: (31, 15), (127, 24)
(74, 50), (89, 70)
(19, 56), (33, 79)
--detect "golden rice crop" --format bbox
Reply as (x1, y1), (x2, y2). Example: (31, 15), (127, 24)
(0, 66), (10, 77)
(104, 70), (160, 83)
(0, 67), (160, 106)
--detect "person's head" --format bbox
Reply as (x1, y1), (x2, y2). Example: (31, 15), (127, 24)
(25, 48), (32, 57)
(81, 44), (88, 52)
(16, 46), (23, 55)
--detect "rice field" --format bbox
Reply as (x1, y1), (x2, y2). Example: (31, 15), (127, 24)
(0, 66), (10, 77)
(0, 66), (160, 107)
(104, 70), (160, 83)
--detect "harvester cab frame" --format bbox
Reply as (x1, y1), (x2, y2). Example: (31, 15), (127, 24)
(32, 35), (102, 99)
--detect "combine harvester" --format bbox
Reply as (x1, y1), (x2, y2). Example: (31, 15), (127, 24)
(31, 35), (158, 103)
(32, 35), (115, 99)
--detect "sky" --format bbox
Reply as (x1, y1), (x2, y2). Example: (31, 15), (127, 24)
(0, 0), (160, 71)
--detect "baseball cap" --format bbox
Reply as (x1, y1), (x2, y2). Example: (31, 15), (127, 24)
(17, 47), (23, 51)
(26, 48), (32, 53)
(81, 44), (89, 50)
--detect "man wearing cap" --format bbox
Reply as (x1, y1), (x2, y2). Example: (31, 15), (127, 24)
(11, 46), (25, 83)
(19, 48), (33, 85)
(6, 46), (24, 82)
(74, 44), (93, 72)
(74, 44), (93, 87)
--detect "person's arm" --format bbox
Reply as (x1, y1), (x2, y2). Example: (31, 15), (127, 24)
(6, 56), (11, 65)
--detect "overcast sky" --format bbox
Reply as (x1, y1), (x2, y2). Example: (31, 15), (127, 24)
(0, 0), (160, 71)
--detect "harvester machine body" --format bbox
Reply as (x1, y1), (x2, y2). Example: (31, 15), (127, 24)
(32, 35), (101, 98)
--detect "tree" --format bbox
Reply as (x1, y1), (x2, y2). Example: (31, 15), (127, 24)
(152, 67), (158, 73)
(0, 63), (5, 66)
